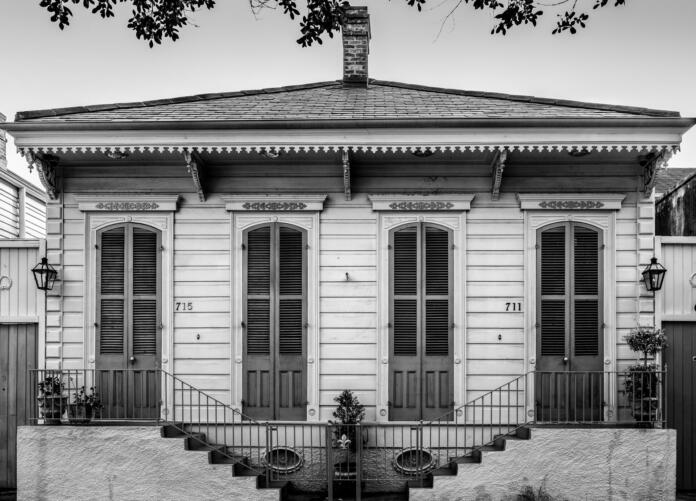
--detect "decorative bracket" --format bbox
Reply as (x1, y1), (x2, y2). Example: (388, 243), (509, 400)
(490, 149), (508, 201)
(342, 149), (351, 201)
(26, 151), (58, 200)
(183, 149), (206, 202)
(641, 148), (674, 197)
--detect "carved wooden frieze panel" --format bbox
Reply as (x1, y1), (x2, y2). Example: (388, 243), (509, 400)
(76, 195), (179, 212)
(369, 194), (474, 212)
(517, 194), (625, 211)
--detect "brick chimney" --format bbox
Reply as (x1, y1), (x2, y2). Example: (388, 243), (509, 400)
(0, 113), (6, 170)
(342, 6), (370, 85)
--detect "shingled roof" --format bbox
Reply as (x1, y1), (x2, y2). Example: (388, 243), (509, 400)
(14, 80), (681, 123)
(655, 168), (696, 195)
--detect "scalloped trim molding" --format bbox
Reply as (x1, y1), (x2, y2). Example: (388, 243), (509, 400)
(18, 144), (679, 156)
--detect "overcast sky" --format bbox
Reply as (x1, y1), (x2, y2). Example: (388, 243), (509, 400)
(1, 0), (695, 186)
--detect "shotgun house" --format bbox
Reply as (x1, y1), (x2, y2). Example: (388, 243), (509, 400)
(5, 7), (694, 500)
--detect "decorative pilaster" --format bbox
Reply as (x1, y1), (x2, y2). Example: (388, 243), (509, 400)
(26, 152), (58, 200)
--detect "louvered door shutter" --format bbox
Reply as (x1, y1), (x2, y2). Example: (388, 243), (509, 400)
(393, 228), (418, 356)
(132, 228), (158, 355)
(540, 228), (566, 357)
(573, 227), (600, 356)
(278, 226), (304, 355)
(99, 227), (125, 354)
(424, 227), (450, 356)
(247, 227), (271, 355)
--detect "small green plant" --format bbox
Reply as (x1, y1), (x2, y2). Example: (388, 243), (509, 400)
(68, 386), (102, 424)
(72, 386), (102, 409)
(517, 483), (563, 501)
(38, 375), (63, 396)
(624, 326), (667, 367)
(37, 375), (66, 424)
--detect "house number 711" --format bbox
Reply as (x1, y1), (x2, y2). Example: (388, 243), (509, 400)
(505, 302), (522, 312)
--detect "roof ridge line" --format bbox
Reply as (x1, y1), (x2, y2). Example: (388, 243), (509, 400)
(15, 81), (341, 121)
(370, 79), (681, 118)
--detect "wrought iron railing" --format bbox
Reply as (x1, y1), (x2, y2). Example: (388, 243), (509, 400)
(28, 368), (666, 498)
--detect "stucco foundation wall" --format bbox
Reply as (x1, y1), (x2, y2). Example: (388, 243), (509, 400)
(17, 426), (279, 501)
(410, 427), (676, 501)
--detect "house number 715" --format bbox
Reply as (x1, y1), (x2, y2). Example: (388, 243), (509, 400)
(505, 302), (522, 312)
(175, 302), (193, 311)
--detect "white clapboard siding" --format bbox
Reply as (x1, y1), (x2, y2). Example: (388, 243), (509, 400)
(0, 178), (19, 238)
(24, 194), (46, 238)
(47, 167), (649, 420)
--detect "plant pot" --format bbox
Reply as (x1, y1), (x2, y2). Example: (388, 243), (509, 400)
(68, 404), (93, 425)
(38, 395), (67, 425)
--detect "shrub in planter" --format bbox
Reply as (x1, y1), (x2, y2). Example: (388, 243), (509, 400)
(331, 389), (365, 454)
(623, 326), (666, 424)
(37, 375), (66, 425)
(330, 389), (365, 488)
(68, 386), (102, 425)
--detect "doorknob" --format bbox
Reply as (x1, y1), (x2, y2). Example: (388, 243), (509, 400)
(563, 356), (568, 364)
(129, 356), (136, 363)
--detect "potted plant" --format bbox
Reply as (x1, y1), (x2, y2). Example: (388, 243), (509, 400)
(330, 390), (365, 494)
(37, 375), (66, 425)
(68, 386), (102, 425)
(623, 326), (667, 425)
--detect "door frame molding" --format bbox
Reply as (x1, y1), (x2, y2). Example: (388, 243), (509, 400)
(522, 200), (620, 422)
(230, 212), (321, 421)
(375, 207), (470, 422)
(82, 211), (174, 416)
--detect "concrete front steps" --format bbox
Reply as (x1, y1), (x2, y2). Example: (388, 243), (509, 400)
(408, 426), (532, 499)
(160, 423), (288, 497)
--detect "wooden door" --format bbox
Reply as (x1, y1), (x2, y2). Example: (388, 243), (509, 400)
(390, 224), (453, 421)
(536, 223), (603, 422)
(0, 324), (37, 490)
(96, 224), (161, 420)
(243, 224), (307, 421)
(664, 322), (696, 491)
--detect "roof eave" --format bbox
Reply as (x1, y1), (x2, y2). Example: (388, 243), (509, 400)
(4, 116), (696, 132)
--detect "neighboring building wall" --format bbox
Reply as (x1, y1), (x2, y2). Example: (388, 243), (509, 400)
(47, 159), (654, 421)
(656, 174), (696, 236)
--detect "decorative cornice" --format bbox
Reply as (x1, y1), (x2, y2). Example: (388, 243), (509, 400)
(224, 194), (327, 212)
(517, 194), (626, 211)
(75, 195), (180, 212)
(25, 152), (58, 200)
(183, 150), (206, 202)
(17, 144), (680, 156)
(641, 149), (674, 197)
(369, 194), (475, 212)
(490, 149), (508, 201)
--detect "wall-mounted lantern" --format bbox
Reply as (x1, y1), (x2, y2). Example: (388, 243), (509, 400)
(32, 258), (57, 291)
(641, 257), (666, 292)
